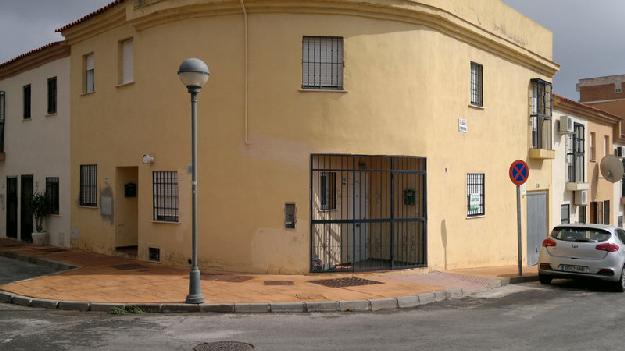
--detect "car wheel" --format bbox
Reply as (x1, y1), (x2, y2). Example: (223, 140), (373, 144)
(614, 268), (625, 293)
(539, 274), (552, 285)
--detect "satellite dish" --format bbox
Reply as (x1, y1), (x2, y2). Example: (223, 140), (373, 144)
(600, 155), (624, 183)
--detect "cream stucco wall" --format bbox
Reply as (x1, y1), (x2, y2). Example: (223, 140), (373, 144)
(0, 57), (71, 247)
(588, 120), (616, 224)
(68, 2), (555, 273)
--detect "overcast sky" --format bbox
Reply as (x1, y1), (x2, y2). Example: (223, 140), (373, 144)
(1, 0), (624, 100)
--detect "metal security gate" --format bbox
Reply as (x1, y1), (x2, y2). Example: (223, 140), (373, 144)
(526, 191), (547, 266)
(310, 155), (427, 272)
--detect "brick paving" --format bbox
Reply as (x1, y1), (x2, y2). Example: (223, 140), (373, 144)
(0, 239), (531, 304)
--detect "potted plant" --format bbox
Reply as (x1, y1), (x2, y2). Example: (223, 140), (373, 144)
(31, 192), (50, 245)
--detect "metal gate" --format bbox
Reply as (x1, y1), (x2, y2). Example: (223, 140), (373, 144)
(526, 191), (547, 266)
(310, 155), (427, 272)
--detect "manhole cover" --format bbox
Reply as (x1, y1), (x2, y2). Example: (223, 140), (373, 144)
(264, 280), (294, 286)
(194, 341), (254, 351)
(112, 263), (145, 270)
(309, 277), (383, 288)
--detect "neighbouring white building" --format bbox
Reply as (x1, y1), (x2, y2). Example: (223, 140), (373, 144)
(0, 42), (71, 247)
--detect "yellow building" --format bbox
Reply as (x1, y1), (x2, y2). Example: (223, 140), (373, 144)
(59, 0), (558, 274)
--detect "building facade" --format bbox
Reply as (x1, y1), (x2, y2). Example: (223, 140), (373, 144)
(56, 0), (558, 274)
(0, 42), (71, 247)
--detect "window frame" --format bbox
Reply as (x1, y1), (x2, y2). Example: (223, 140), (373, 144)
(530, 78), (552, 149)
(83, 53), (95, 94)
(46, 177), (60, 215)
(47, 76), (57, 114)
(301, 36), (344, 90)
(118, 38), (134, 85)
(23, 84), (31, 119)
(560, 204), (570, 224)
(590, 132), (596, 162)
(152, 171), (179, 222)
(578, 205), (587, 224)
(466, 173), (486, 217)
(470, 62), (484, 107)
(566, 123), (585, 183)
(79, 164), (97, 207)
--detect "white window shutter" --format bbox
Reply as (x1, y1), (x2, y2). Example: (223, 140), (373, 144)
(122, 39), (133, 84)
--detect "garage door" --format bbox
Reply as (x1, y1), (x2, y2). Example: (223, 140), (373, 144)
(526, 191), (548, 266)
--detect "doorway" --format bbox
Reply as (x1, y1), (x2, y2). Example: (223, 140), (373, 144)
(6, 177), (17, 238)
(526, 191), (548, 266)
(115, 167), (138, 258)
(20, 175), (33, 242)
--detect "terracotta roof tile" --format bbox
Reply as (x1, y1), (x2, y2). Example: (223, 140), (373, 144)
(0, 41), (66, 71)
(554, 94), (623, 121)
(55, 0), (126, 33)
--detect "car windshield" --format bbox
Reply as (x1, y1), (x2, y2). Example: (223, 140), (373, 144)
(551, 227), (611, 243)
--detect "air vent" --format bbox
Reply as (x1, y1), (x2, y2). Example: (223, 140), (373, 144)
(148, 247), (160, 262)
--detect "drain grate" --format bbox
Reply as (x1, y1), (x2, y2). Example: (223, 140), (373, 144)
(112, 263), (145, 270)
(194, 341), (254, 351)
(264, 281), (294, 286)
(309, 277), (383, 288)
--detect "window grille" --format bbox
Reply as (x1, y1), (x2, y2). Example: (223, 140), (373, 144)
(84, 54), (95, 94)
(578, 205), (586, 224)
(470, 62), (483, 107)
(566, 123), (585, 183)
(530, 78), (552, 149)
(153, 171), (179, 222)
(79, 165), (97, 206)
(23, 84), (31, 119)
(0, 91), (5, 153)
(47, 77), (57, 114)
(302, 37), (343, 90)
(561, 204), (570, 224)
(46, 177), (59, 215)
(467, 173), (485, 217)
(320, 172), (337, 210)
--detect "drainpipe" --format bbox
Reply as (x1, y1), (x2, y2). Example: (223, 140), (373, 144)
(240, 0), (249, 145)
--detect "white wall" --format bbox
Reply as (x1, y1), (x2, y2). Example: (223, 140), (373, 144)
(0, 56), (71, 247)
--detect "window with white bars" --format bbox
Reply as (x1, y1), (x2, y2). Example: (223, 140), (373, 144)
(302, 37), (343, 90)
(470, 62), (483, 107)
(119, 39), (133, 84)
(84, 53), (95, 94)
(153, 171), (179, 222)
(79, 165), (97, 206)
(467, 173), (485, 217)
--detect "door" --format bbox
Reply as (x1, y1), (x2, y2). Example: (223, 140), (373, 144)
(20, 175), (33, 242)
(115, 167), (138, 251)
(6, 177), (17, 238)
(526, 191), (548, 266)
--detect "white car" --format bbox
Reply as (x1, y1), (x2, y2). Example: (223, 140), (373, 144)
(538, 224), (625, 291)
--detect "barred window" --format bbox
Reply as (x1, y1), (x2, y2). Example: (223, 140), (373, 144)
(320, 172), (336, 210)
(530, 78), (553, 149)
(467, 173), (485, 217)
(47, 77), (57, 114)
(470, 62), (483, 107)
(561, 204), (570, 224)
(153, 171), (179, 222)
(578, 205), (586, 224)
(46, 177), (59, 215)
(79, 165), (97, 206)
(566, 123), (585, 183)
(302, 36), (343, 90)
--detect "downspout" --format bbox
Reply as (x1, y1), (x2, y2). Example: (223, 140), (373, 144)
(240, 0), (249, 145)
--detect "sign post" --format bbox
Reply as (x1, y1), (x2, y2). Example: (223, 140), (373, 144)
(509, 160), (529, 277)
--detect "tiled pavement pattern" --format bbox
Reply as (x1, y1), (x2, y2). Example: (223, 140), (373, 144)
(0, 239), (533, 304)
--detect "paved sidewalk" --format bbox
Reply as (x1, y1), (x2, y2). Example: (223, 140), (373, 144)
(0, 239), (533, 306)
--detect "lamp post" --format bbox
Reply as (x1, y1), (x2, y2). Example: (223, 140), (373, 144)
(178, 58), (210, 304)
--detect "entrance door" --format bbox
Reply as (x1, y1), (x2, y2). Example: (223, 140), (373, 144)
(526, 191), (548, 266)
(115, 167), (138, 257)
(6, 177), (17, 238)
(20, 175), (33, 242)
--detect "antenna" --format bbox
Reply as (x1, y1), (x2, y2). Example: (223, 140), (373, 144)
(600, 155), (624, 183)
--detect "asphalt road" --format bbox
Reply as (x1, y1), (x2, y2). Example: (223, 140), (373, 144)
(2, 278), (625, 351)
(0, 256), (60, 284)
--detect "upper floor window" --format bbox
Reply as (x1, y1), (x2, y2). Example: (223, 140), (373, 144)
(23, 84), (31, 119)
(470, 62), (483, 107)
(302, 36), (343, 90)
(0, 91), (5, 152)
(566, 123), (585, 183)
(604, 135), (610, 158)
(47, 77), (57, 114)
(530, 78), (552, 149)
(119, 38), (134, 85)
(83, 53), (95, 94)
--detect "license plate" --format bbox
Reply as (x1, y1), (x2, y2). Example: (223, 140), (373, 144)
(559, 264), (589, 273)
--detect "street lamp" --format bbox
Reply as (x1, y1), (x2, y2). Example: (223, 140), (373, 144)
(178, 58), (210, 304)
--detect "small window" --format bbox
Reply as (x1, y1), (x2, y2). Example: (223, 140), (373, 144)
(467, 173), (485, 217)
(560, 204), (570, 224)
(590, 132), (596, 161)
(302, 37), (343, 90)
(285, 203), (296, 229)
(153, 171), (179, 222)
(470, 62), (483, 107)
(0, 91), (5, 153)
(46, 177), (60, 215)
(47, 77), (57, 114)
(148, 247), (160, 262)
(320, 172), (336, 210)
(84, 53), (95, 94)
(119, 38), (133, 84)
(578, 205), (587, 224)
(79, 165), (97, 206)
(23, 84), (31, 119)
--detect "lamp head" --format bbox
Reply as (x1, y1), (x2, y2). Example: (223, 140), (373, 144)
(177, 58), (210, 89)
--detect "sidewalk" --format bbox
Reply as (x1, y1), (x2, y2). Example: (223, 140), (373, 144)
(0, 239), (536, 312)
